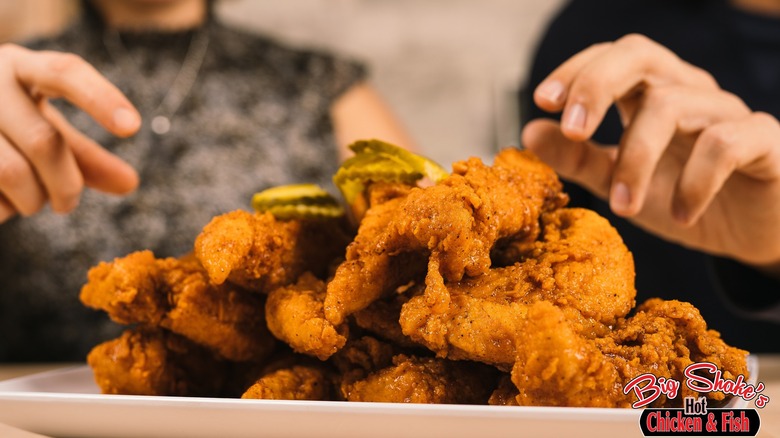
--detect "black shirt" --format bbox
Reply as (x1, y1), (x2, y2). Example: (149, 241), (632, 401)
(521, 0), (780, 352)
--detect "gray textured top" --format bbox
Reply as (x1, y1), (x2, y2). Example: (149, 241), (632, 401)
(0, 12), (365, 361)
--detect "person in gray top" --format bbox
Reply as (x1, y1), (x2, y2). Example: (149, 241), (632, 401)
(0, 0), (413, 361)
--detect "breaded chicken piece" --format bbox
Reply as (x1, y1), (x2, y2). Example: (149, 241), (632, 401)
(325, 149), (567, 325)
(399, 208), (636, 369)
(352, 284), (424, 349)
(340, 354), (498, 404)
(79, 250), (165, 326)
(324, 185), (427, 327)
(510, 299), (749, 407)
(328, 336), (397, 390)
(80, 148), (749, 408)
(81, 252), (276, 362)
(602, 298), (749, 407)
(265, 273), (348, 360)
(241, 365), (331, 401)
(158, 255), (277, 362)
(510, 301), (625, 407)
(194, 210), (351, 291)
(87, 327), (227, 396)
(488, 375), (520, 406)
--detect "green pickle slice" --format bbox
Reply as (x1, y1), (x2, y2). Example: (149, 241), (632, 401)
(334, 139), (449, 204)
(252, 184), (344, 220)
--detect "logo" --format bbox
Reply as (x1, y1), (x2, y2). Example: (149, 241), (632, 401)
(623, 362), (769, 436)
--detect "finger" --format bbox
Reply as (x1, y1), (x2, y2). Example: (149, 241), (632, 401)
(534, 42), (613, 112)
(522, 118), (616, 199)
(41, 100), (139, 195)
(0, 74), (84, 213)
(1, 44), (141, 137)
(558, 34), (718, 141)
(0, 193), (16, 223)
(610, 87), (751, 217)
(673, 112), (780, 226)
(0, 133), (47, 216)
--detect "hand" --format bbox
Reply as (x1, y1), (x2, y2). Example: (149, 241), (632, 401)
(522, 34), (780, 276)
(0, 44), (142, 223)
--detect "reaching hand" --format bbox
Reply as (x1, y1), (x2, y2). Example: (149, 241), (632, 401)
(522, 34), (780, 275)
(0, 44), (141, 223)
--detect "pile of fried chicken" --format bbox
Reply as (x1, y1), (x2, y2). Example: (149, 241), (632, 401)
(80, 148), (748, 407)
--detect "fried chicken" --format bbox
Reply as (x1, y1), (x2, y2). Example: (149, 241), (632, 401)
(399, 208), (636, 369)
(87, 327), (227, 396)
(488, 375), (520, 406)
(340, 354), (498, 404)
(194, 210), (351, 291)
(328, 336), (397, 390)
(510, 299), (749, 407)
(328, 336), (500, 404)
(602, 298), (749, 407)
(323, 184), (427, 327)
(265, 273), (348, 360)
(81, 251), (276, 362)
(325, 149), (568, 325)
(241, 365), (331, 401)
(352, 283), (424, 349)
(79, 145), (749, 409)
(78, 250), (165, 326)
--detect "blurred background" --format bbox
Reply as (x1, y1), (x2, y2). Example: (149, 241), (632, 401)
(0, 0), (565, 165)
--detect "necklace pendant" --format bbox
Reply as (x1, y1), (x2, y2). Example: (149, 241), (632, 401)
(151, 115), (171, 135)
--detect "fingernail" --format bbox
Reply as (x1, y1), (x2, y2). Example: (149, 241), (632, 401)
(537, 80), (565, 104)
(610, 182), (631, 214)
(563, 103), (587, 133)
(113, 108), (141, 133)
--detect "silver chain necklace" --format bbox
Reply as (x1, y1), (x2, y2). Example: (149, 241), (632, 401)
(103, 26), (210, 135)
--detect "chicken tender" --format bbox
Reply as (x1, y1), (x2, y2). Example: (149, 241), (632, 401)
(400, 208), (636, 368)
(325, 149), (567, 325)
(328, 336), (397, 390)
(510, 299), (749, 407)
(265, 273), (348, 360)
(340, 354), (498, 404)
(488, 375), (520, 406)
(352, 284), (423, 349)
(87, 327), (227, 396)
(79, 146), (750, 409)
(79, 250), (165, 326)
(81, 252), (276, 362)
(241, 365), (331, 401)
(194, 210), (351, 291)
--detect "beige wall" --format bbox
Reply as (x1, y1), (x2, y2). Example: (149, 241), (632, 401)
(0, 0), (565, 164)
(216, 0), (566, 164)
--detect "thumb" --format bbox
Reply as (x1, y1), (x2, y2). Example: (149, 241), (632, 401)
(522, 118), (616, 200)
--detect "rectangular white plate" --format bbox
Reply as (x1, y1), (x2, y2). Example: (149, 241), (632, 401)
(0, 356), (757, 438)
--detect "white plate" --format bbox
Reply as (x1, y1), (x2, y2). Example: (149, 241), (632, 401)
(0, 356), (758, 438)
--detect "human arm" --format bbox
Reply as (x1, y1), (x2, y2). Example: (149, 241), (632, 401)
(0, 43), (141, 223)
(330, 81), (417, 161)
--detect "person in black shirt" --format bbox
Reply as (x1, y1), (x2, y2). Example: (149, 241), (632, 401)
(0, 0), (413, 361)
(521, 0), (780, 352)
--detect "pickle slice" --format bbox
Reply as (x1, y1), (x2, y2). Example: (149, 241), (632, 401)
(334, 139), (449, 204)
(252, 184), (344, 220)
(349, 140), (449, 183)
(259, 203), (345, 220)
